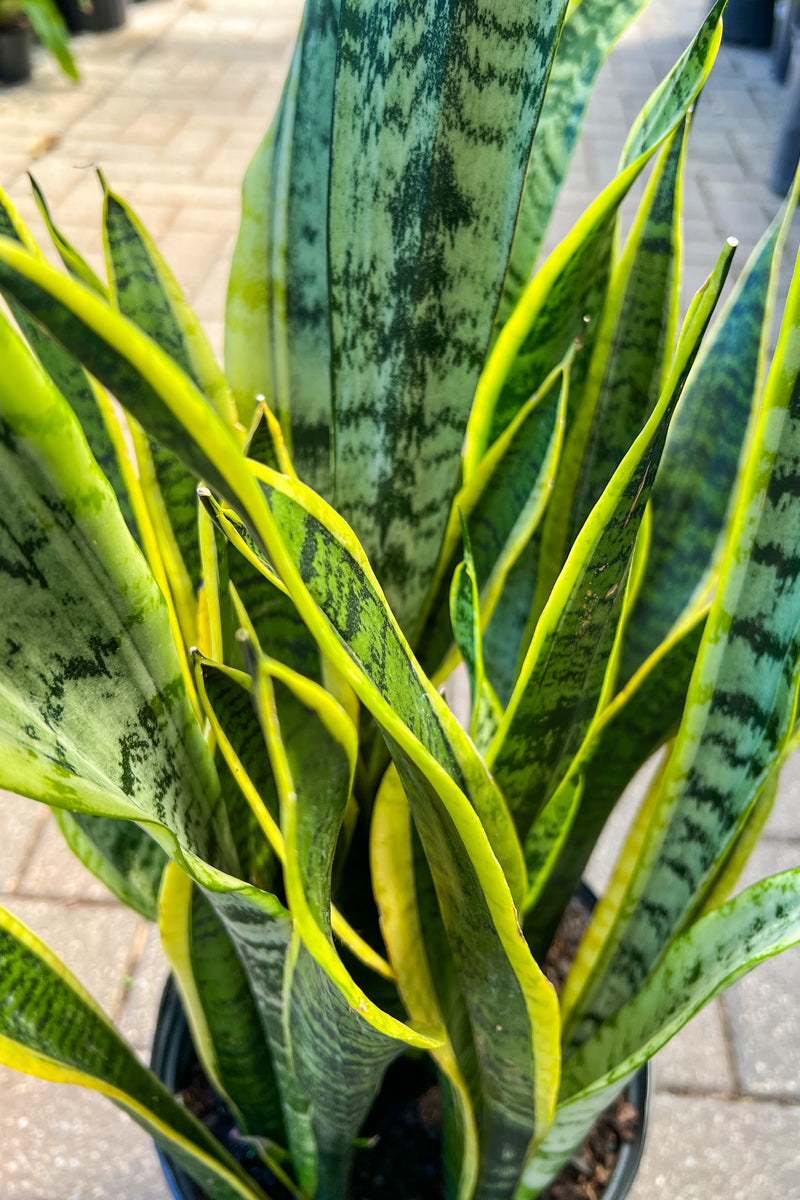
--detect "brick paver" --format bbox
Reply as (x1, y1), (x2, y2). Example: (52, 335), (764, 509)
(2, 0), (800, 1196)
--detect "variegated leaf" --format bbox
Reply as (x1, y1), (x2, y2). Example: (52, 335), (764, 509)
(464, 0), (724, 469)
(487, 241), (734, 834)
(159, 864), (286, 1142)
(329, 0), (569, 638)
(0, 906), (269, 1200)
(620, 173), (800, 681)
(54, 810), (167, 921)
(497, 0), (653, 326)
(563, 242), (800, 1049)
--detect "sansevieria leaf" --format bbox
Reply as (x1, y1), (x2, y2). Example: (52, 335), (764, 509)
(563, 239), (800, 1048)
(249, 653), (423, 1199)
(226, 0), (339, 479)
(0, 188), (140, 545)
(371, 767), (479, 1200)
(0, 906), (269, 1200)
(0, 306), (237, 875)
(464, 0), (723, 469)
(53, 810), (167, 921)
(550, 115), (687, 575)
(0, 245), (555, 1196)
(160, 864), (287, 1143)
(519, 868), (800, 1197)
(329, 0), (569, 638)
(487, 239), (734, 833)
(29, 174), (108, 298)
(524, 605), (708, 950)
(620, 171), (800, 681)
(497, 0), (653, 326)
(418, 363), (567, 683)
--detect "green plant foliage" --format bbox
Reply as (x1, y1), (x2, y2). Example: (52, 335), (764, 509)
(2, 2), (800, 1199)
(0, 0), (78, 79)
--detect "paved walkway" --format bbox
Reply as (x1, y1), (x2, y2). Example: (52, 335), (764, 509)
(1, 1), (799, 1196)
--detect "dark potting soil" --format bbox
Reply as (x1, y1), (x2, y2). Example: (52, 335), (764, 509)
(177, 897), (640, 1200)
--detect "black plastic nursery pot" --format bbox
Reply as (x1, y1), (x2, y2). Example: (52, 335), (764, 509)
(721, 0), (776, 46)
(0, 24), (32, 85)
(53, 0), (83, 33)
(79, 0), (126, 32)
(151, 971), (651, 1199)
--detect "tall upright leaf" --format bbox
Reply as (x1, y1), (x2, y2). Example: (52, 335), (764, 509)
(497, 0), (653, 326)
(159, 865), (287, 1143)
(226, 0), (339, 492)
(620, 176), (800, 681)
(520, 117), (687, 650)
(487, 241), (734, 834)
(329, 0), (569, 637)
(562, 244), (800, 1049)
(464, 0), (723, 470)
(418, 364), (567, 683)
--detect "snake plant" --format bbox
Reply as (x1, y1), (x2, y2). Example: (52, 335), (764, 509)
(1, 1), (800, 1198)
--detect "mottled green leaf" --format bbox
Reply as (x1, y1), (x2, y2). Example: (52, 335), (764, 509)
(524, 607), (707, 951)
(371, 768), (479, 1200)
(0, 237), (527, 904)
(0, 188), (139, 544)
(226, 0), (338, 488)
(384, 732), (560, 1200)
(487, 241), (734, 834)
(160, 865), (286, 1143)
(0, 906), (268, 1200)
(559, 117), (686, 558)
(329, 0), (569, 638)
(498, 0), (653, 325)
(418, 365), (566, 683)
(562, 868), (800, 1099)
(464, 0), (723, 468)
(0, 308), (237, 876)
(482, 536), (539, 708)
(563, 244), (800, 1049)
(102, 174), (234, 424)
(102, 176), (239, 643)
(249, 655), (423, 1199)
(54, 810), (167, 921)
(29, 174), (107, 297)
(620, 176), (800, 681)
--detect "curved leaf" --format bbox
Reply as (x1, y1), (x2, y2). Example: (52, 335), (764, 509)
(562, 867), (800, 1098)
(0, 905), (269, 1200)
(20, 0), (78, 80)
(53, 809), (167, 921)
(0, 307), (237, 875)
